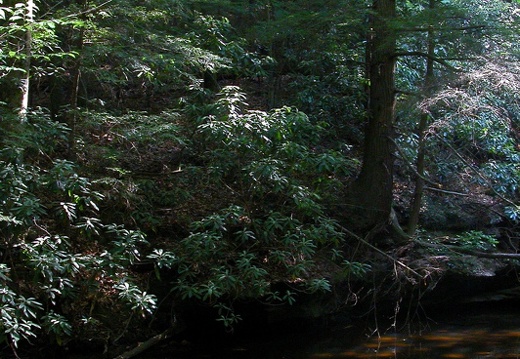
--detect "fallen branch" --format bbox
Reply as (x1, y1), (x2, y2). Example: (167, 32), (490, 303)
(113, 327), (173, 359)
(456, 249), (520, 259)
(424, 186), (470, 196)
(446, 246), (520, 259)
(415, 239), (520, 259)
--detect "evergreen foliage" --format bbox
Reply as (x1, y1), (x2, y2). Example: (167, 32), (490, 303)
(0, 109), (156, 349)
(0, 0), (520, 356)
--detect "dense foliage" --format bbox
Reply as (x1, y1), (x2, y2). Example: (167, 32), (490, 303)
(1, 0), (520, 357)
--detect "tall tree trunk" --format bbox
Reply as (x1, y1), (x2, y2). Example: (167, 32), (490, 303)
(407, 0), (436, 235)
(19, 0), (35, 116)
(67, 0), (86, 158)
(344, 0), (397, 238)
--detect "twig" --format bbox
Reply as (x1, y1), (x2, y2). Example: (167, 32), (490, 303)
(112, 313), (134, 344)
(10, 341), (21, 359)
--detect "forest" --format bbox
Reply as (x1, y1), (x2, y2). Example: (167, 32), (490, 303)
(1, 0), (520, 357)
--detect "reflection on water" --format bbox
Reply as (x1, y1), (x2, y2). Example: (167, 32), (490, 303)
(309, 327), (520, 358)
(305, 304), (520, 359)
(139, 304), (520, 359)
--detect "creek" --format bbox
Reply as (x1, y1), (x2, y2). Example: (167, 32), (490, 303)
(136, 301), (520, 359)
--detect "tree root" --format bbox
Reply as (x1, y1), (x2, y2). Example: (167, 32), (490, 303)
(337, 223), (423, 280)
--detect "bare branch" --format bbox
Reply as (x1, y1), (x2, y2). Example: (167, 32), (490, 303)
(391, 136), (472, 198)
(433, 132), (517, 208)
(397, 25), (487, 33)
(62, 0), (114, 19)
(394, 51), (463, 72)
(423, 186), (470, 197)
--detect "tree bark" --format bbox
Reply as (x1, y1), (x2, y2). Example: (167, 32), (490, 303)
(19, 0), (35, 116)
(66, 0), (87, 159)
(344, 0), (397, 237)
(407, 0), (436, 235)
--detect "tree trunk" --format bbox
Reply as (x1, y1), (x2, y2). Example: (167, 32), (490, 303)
(19, 0), (35, 116)
(407, 0), (436, 235)
(344, 0), (397, 237)
(66, 0), (87, 158)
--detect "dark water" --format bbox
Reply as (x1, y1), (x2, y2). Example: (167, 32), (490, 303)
(138, 303), (520, 359)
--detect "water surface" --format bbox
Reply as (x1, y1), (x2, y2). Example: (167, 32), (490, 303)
(139, 303), (520, 359)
